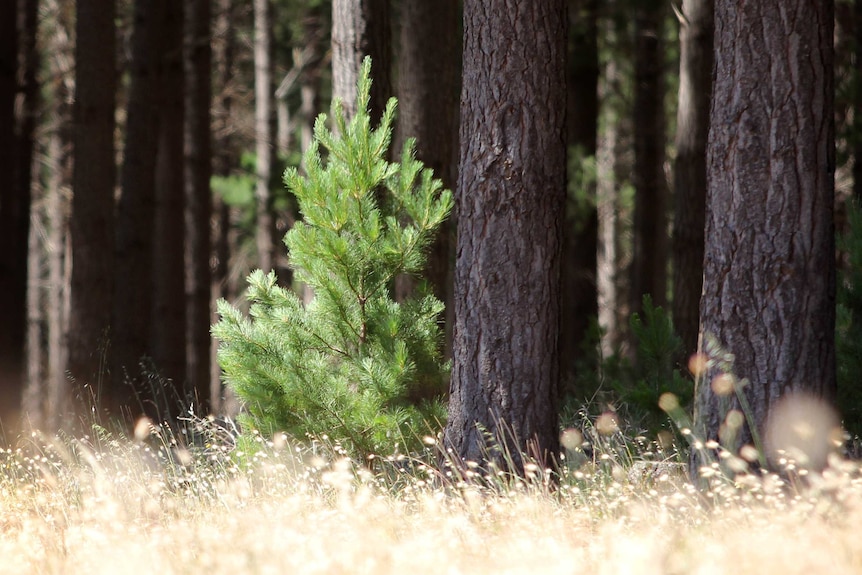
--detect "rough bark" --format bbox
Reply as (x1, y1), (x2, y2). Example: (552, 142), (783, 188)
(560, 0), (599, 384)
(630, 0), (668, 319)
(68, 0), (117, 409)
(113, 0), (166, 412)
(443, 0), (566, 473)
(672, 0), (713, 361)
(331, 0), (391, 123)
(184, 0), (213, 413)
(150, 0), (187, 407)
(392, 0), (460, 355)
(694, 0), (836, 463)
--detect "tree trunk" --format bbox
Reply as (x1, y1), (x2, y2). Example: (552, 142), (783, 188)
(855, 0), (862, 202)
(0, 0), (23, 429)
(23, 184), (43, 431)
(2, 0), (40, 431)
(596, 18), (625, 359)
(694, 0), (836, 466)
(113, 0), (165, 414)
(210, 0), (238, 414)
(630, 0), (668, 320)
(672, 0), (713, 361)
(184, 0), (213, 413)
(392, 0), (460, 354)
(253, 0), (275, 273)
(444, 0), (566, 473)
(150, 0), (186, 409)
(560, 0), (599, 385)
(68, 0), (117, 409)
(331, 0), (391, 123)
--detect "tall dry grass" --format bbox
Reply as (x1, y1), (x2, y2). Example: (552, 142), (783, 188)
(1, 418), (862, 575)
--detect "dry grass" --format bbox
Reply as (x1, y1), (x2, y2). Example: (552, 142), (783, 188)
(2, 420), (862, 575)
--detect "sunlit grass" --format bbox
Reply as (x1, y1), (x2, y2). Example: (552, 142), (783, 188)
(2, 415), (862, 574)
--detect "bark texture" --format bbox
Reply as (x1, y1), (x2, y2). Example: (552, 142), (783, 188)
(630, 0), (668, 318)
(331, 0), (391, 122)
(444, 0), (566, 472)
(672, 0), (713, 360)
(695, 0), (836, 458)
(184, 0), (213, 413)
(68, 0), (117, 405)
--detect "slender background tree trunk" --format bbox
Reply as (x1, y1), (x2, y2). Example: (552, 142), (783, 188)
(630, 0), (668, 320)
(113, 0), (165, 414)
(0, 0), (24, 429)
(672, 0), (713, 361)
(68, 0), (117, 413)
(253, 0), (275, 273)
(560, 0), (599, 385)
(184, 0), (213, 413)
(150, 0), (186, 410)
(393, 0), (460, 355)
(331, 0), (391, 122)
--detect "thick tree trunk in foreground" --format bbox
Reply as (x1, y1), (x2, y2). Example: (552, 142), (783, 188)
(444, 0), (566, 473)
(68, 0), (117, 410)
(672, 0), (713, 361)
(694, 0), (836, 467)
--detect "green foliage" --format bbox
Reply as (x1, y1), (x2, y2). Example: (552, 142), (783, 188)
(562, 296), (690, 437)
(837, 201), (862, 437)
(213, 58), (453, 460)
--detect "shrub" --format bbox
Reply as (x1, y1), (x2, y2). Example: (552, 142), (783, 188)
(213, 58), (452, 460)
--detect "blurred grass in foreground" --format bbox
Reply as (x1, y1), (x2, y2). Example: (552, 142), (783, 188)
(1, 416), (861, 575)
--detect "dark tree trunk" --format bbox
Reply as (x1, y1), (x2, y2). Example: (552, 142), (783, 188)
(331, 0), (391, 123)
(672, 0), (713, 361)
(210, 0), (238, 413)
(150, 0), (187, 407)
(443, 0), (566, 473)
(0, 0), (22, 429)
(630, 0), (668, 319)
(113, 0), (166, 414)
(694, 0), (836, 467)
(392, 0), (460, 354)
(68, 0), (117, 410)
(184, 0), (213, 413)
(855, 0), (862, 202)
(559, 0), (599, 385)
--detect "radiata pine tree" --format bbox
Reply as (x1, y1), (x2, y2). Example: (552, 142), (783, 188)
(213, 58), (453, 459)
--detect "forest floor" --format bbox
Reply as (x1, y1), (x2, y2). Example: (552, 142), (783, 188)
(1, 420), (861, 574)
